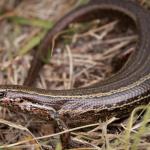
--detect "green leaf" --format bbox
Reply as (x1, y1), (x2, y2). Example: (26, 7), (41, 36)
(41, 48), (52, 64)
(19, 31), (46, 55)
(74, 0), (89, 8)
(10, 16), (54, 29)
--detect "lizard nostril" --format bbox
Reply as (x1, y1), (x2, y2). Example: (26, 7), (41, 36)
(19, 99), (24, 103)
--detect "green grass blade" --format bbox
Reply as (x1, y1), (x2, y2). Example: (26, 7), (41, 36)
(19, 31), (46, 55)
(10, 16), (54, 29)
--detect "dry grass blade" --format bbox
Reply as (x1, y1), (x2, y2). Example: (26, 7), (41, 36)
(0, 0), (149, 150)
(0, 119), (42, 149)
(0, 122), (100, 148)
(124, 105), (150, 150)
(66, 45), (74, 89)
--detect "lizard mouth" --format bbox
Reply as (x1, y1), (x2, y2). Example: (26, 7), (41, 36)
(0, 92), (6, 99)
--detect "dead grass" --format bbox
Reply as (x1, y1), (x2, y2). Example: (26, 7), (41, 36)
(0, 0), (150, 149)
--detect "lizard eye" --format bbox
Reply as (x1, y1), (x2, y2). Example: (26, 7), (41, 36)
(0, 92), (6, 98)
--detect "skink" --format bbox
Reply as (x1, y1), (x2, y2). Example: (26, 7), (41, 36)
(0, 0), (150, 127)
